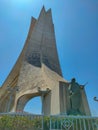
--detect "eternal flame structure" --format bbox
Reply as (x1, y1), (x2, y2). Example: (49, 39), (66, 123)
(0, 7), (91, 115)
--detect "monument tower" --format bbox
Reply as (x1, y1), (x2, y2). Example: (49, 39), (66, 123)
(0, 7), (91, 115)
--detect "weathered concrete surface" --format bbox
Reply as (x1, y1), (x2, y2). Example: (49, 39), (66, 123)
(0, 7), (91, 115)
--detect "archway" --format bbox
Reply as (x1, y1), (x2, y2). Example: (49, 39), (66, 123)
(16, 93), (42, 114)
(15, 88), (51, 115)
(24, 96), (42, 114)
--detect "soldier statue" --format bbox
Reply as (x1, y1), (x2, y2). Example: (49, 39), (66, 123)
(68, 78), (84, 115)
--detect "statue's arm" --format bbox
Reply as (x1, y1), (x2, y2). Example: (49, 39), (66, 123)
(80, 82), (88, 89)
(80, 85), (84, 89)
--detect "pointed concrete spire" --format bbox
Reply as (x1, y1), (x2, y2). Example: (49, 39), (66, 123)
(42, 5), (46, 12)
(46, 8), (52, 18)
(46, 8), (53, 25)
(37, 6), (46, 22)
(47, 8), (52, 14)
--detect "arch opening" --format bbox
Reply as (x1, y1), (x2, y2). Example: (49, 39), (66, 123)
(24, 96), (42, 114)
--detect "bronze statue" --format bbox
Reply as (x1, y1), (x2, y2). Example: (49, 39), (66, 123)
(68, 78), (83, 115)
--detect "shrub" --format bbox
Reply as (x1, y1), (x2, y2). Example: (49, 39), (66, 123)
(0, 115), (41, 130)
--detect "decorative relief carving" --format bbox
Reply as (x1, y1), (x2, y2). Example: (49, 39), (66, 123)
(27, 52), (41, 67)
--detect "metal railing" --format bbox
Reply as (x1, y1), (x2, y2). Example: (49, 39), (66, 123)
(0, 113), (98, 130)
(49, 115), (98, 130)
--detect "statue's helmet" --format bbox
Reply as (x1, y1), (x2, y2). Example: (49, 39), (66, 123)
(71, 78), (76, 82)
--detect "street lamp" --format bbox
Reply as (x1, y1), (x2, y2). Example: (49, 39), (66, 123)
(6, 86), (19, 112)
(94, 97), (98, 102)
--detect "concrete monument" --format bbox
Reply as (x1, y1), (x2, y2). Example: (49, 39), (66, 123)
(0, 7), (91, 115)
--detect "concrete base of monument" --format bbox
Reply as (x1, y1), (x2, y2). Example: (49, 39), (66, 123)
(67, 109), (84, 116)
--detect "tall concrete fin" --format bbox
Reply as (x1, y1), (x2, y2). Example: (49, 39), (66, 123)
(24, 7), (46, 60)
(46, 8), (53, 25)
(41, 8), (62, 76)
(24, 7), (62, 75)
(0, 16), (37, 91)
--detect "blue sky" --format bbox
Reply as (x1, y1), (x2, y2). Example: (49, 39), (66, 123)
(0, 0), (98, 116)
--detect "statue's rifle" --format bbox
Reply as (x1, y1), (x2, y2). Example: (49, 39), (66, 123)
(84, 82), (88, 86)
(80, 82), (88, 89)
